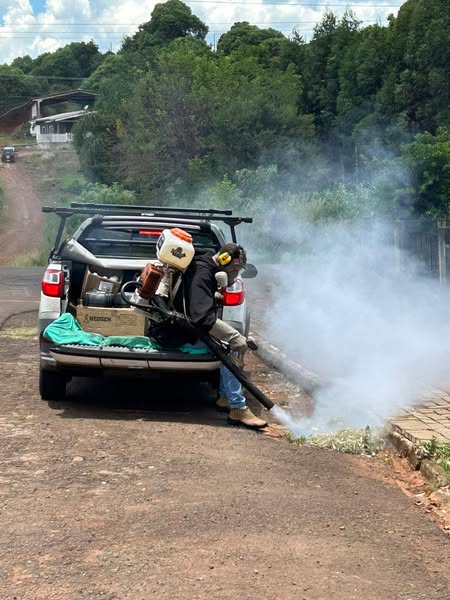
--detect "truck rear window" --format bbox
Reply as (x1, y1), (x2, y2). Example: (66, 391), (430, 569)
(79, 226), (219, 259)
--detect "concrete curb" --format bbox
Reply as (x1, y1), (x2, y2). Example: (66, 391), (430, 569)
(390, 429), (450, 487)
(250, 330), (322, 395)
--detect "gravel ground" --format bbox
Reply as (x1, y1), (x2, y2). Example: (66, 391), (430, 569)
(0, 313), (449, 600)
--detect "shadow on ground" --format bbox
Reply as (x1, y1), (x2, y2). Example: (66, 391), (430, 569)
(48, 374), (266, 428)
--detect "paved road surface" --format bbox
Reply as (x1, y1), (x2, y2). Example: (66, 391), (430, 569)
(0, 267), (42, 327)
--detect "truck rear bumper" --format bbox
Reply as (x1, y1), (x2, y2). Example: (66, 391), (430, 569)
(47, 344), (221, 372)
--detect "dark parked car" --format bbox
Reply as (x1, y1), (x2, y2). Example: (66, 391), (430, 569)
(1, 147), (16, 163)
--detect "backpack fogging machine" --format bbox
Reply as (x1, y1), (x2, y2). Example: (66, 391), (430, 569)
(120, 228), (275, 412)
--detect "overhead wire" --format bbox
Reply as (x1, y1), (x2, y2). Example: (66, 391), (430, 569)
(185, 0), (401, 4)
(0, 20), (382, 35)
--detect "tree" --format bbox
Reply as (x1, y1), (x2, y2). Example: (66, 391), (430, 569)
(11, 55), (34, 74)
(31, 42), (104, 80)
(0, 65), (44, 114)
(121, 40), (212, 195)
(66, 0), (448, 219)
(303, 10), (361, 138)
(217, 22), (284, 55)
(73, 112), (120, 183)
(400, 128), (450, 217)
(122, 0), (208, 53)
(377, 0), (450, 133)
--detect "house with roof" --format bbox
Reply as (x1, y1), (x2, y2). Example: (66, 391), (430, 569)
(31, 109), (91, 145)
(0, 88), (96, 138)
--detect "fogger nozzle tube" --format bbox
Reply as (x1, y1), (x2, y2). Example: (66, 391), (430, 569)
(120, 282), (275, 412)
(199, 331), (275, 411)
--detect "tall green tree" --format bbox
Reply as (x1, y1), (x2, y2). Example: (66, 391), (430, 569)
(31, 41), (104, 80)
(400, 128), (450, 217)
(0, 65), (44, 114)
(122, 0), (208, 54)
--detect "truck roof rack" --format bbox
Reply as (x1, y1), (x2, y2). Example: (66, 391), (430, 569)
(42, 204), (253, 257)
(71, 202), (233, 216)
(42, 206), (252, 225)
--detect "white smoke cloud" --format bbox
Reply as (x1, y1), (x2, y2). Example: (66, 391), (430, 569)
(0, 0), (402, 64)
(256, 218), (450, 434)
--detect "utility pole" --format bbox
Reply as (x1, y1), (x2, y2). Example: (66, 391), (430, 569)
(438, 221), (447, 284)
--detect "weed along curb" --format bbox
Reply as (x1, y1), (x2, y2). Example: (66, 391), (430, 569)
(250, 331), (322, 394)
(252, 331), (450, 492)
(390, 429), (450, 487)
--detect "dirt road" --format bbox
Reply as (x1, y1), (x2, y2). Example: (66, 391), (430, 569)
(0, 158), (42, 265)
(0, 312), (448, 600)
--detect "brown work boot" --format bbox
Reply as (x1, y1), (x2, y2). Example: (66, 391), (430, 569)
(216, 396), (230, 412)
(228, 407), (268, 429)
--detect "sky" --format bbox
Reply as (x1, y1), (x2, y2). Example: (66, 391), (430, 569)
(0, 0), (403, 64)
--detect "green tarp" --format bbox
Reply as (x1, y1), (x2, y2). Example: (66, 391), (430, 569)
(43, 313), (209, 355)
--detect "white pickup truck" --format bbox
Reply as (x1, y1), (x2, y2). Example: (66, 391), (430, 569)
(38, 203), (257, 401)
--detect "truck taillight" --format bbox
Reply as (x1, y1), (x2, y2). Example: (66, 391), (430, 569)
(223, 278), (245, 306)
(42, 269), (64, 297)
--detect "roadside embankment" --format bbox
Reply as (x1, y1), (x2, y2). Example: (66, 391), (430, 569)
(0, 159), (42, 265)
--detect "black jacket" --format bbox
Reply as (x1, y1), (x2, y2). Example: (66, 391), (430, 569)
(179, 253), (218, 331)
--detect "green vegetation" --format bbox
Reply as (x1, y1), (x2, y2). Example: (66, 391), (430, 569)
(2, 0), (448, 222)
(285, 426), (386, 456)
(14, 150), (89, 265)
(0, 41), (109, 117)
(422, 438), (450, 471)
(71, 0), (448, 219)
(0, 132), (28, 147)
(14, 151), (138, 266)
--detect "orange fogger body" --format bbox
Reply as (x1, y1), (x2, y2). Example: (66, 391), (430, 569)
(139, 263), (164, 300)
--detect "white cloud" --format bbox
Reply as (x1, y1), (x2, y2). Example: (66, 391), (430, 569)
(0, 1), (402, 64)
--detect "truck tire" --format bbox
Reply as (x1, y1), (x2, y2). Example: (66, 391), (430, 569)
(208, 368), (221, 399)
(39, 369), (67, 401)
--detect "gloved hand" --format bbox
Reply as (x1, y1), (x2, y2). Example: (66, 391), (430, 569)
(247, 337), (258, 351)
(209, 319), (248, 353)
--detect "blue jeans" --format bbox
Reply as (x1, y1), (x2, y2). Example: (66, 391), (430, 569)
(180, 341), (246, 409)
(219, 363), (246, 409)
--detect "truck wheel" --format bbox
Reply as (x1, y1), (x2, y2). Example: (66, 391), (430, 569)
(39, 369), (67, 401)
(208, 369), (221, 399)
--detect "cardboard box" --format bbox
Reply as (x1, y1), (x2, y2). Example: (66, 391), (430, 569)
(76, 306), (146, 337)
(81, 268), (122, 296)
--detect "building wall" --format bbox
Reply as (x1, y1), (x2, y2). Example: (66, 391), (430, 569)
(37, 133), (73, 145)
(35, 121), (74, 145)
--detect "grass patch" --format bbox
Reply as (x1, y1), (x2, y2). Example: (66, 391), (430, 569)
(13, 248), (48, 267)
(0, 326), (38, 339)
(22, 148), (86, 207)
(0, 132), (34, 148)
(285, 426), (386, 456)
